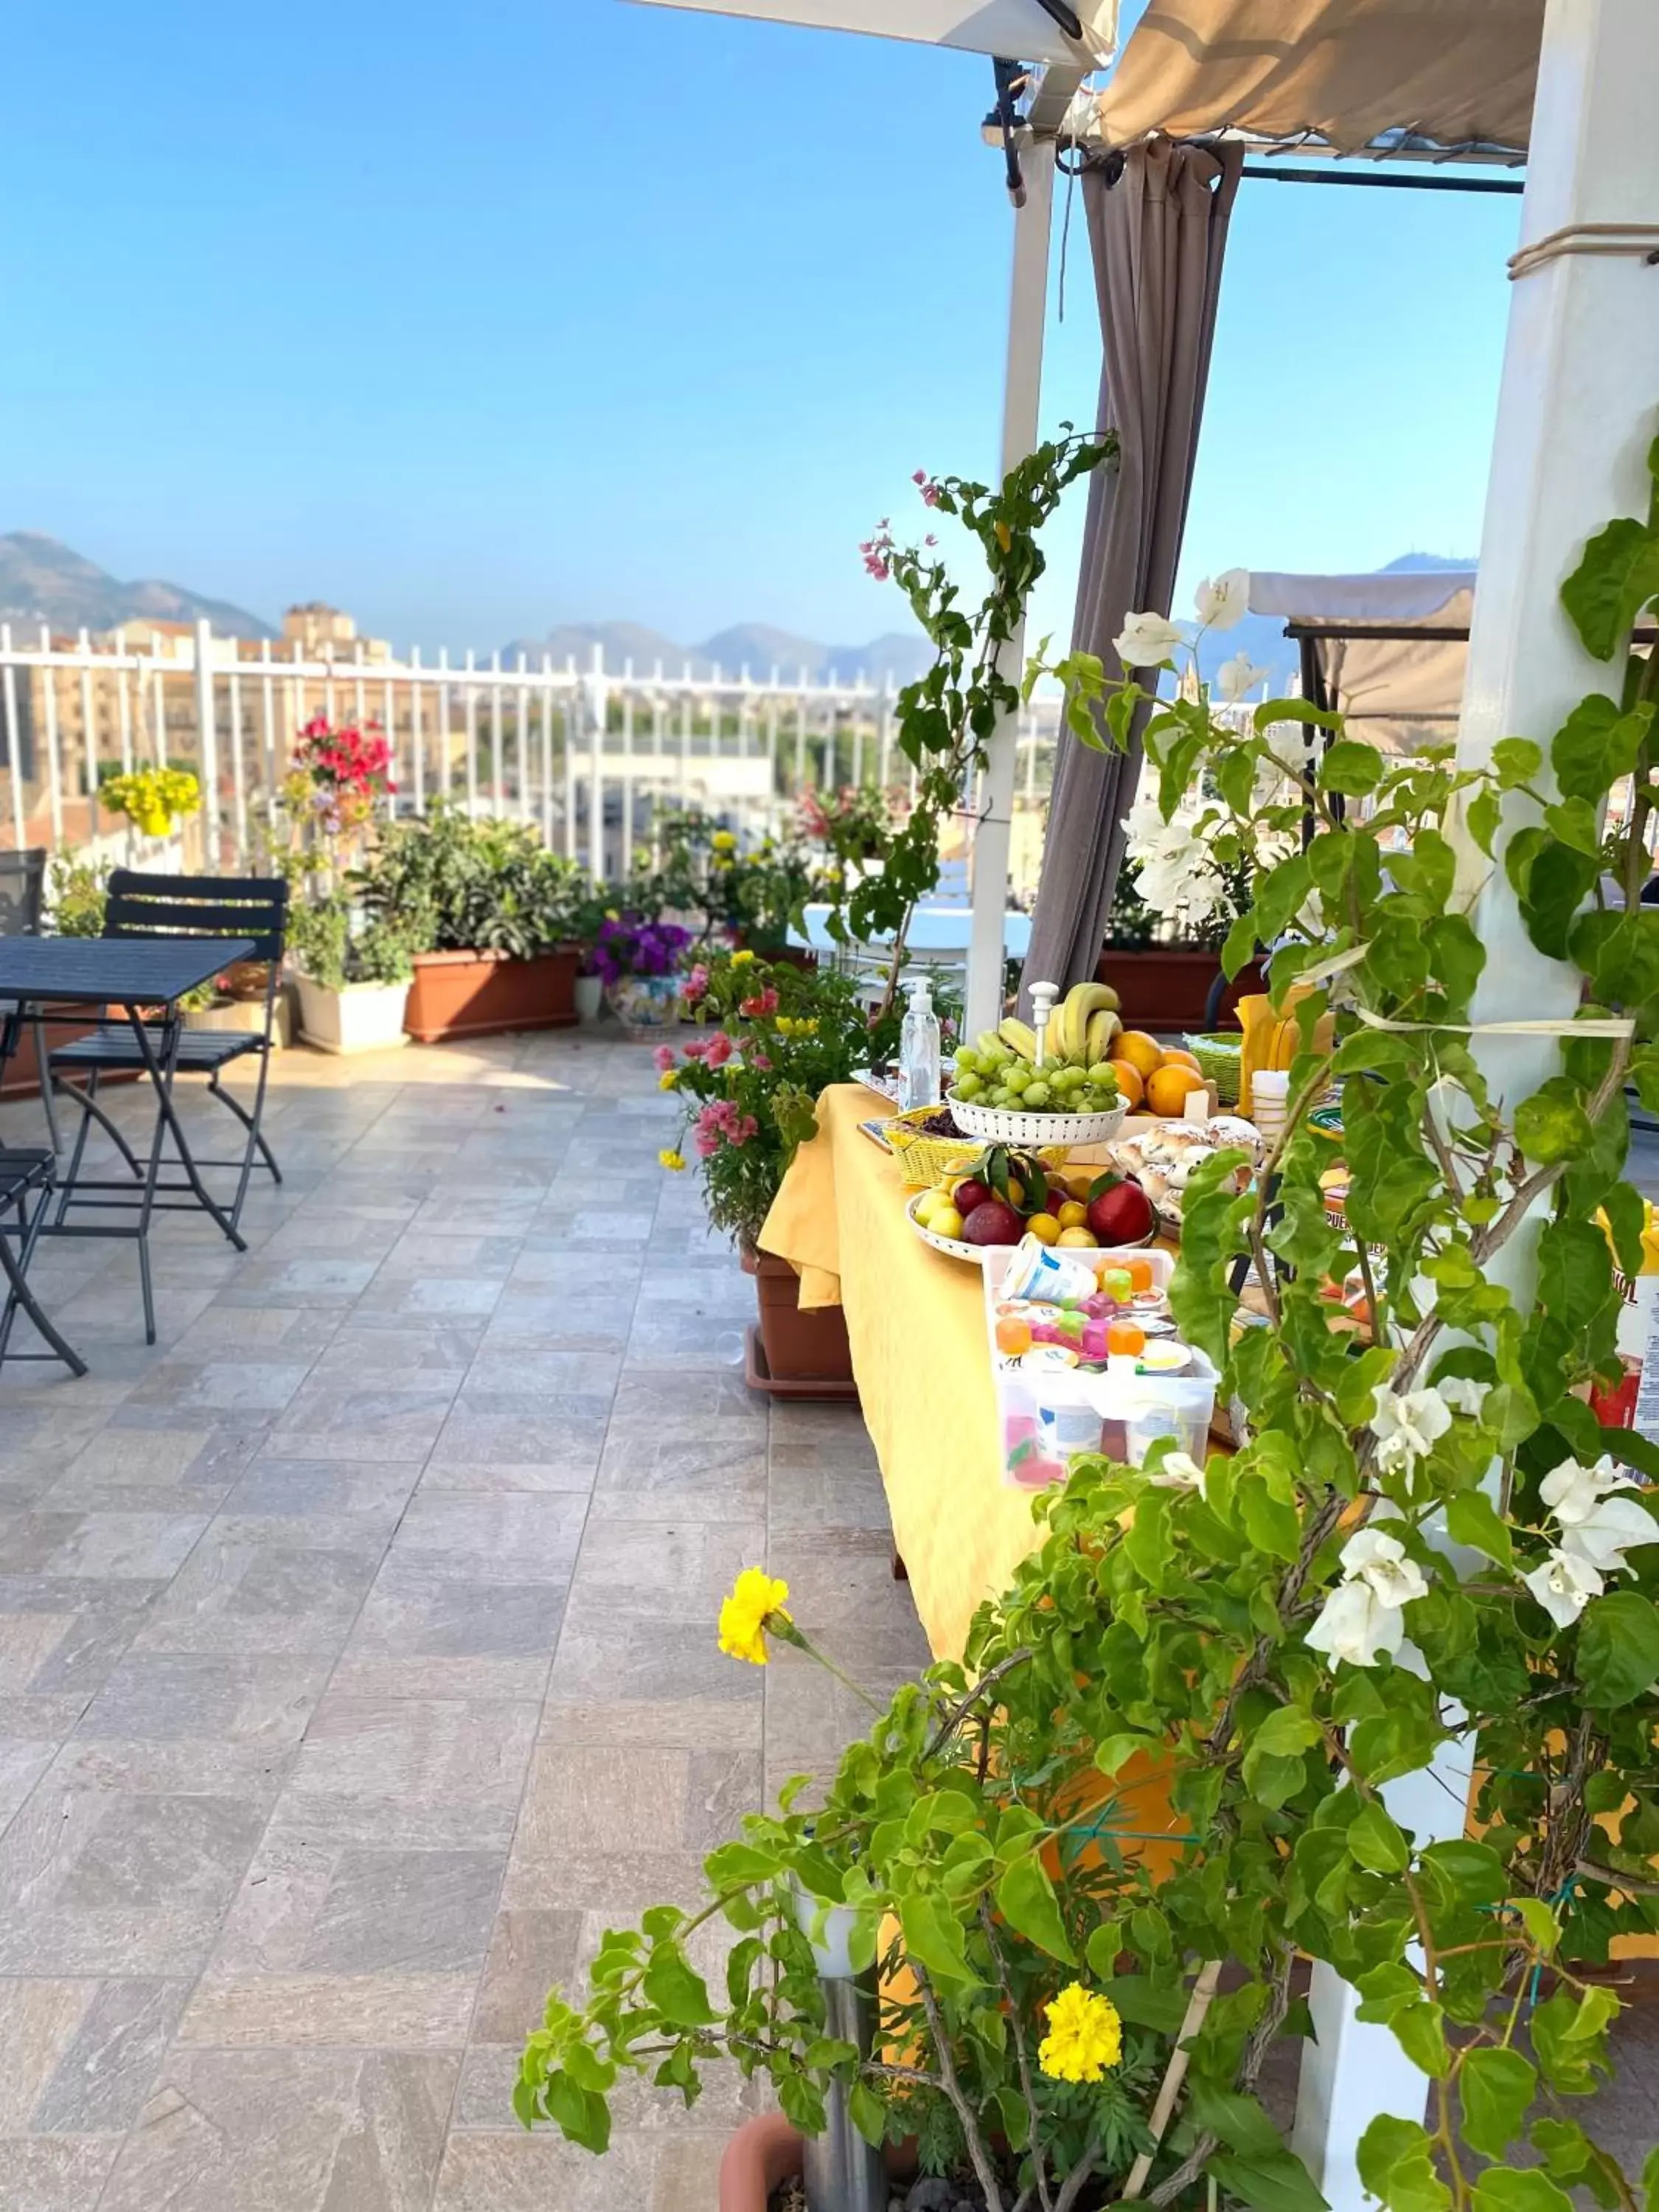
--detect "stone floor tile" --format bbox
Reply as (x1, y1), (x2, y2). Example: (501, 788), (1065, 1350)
(589, 1426), (769, 1524)
(270, 1377), (462, 1462)
(284, 1694), (539, 1815)
(383, 1492), (586, 1582)
(131, 1532), (384, 1656)
(29, 1975), (192, 2134)
(431, 2126), (656, 2211)
(175, 1972), (476, 2049)
(345, 1557), (569, 1660)
(0, 1978), (97, 2134)
(470, 1907), (583, 2045)
(74, 1650), (330, 1747)
(0, 2137), (118, 2211)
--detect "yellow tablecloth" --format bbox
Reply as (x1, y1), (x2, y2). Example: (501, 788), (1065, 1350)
(759, 1084), (1050, 1663)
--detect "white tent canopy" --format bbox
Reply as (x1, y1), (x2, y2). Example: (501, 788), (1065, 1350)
(1094, 0), (1543, 157)
(626, 0), (1119, 66)
(1247, 566), (1476, 751)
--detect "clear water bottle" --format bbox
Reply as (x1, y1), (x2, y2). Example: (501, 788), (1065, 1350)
(898, 976), (941, 1111)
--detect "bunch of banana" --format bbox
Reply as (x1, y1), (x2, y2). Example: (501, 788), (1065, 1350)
(970, 981), (1120, 1068)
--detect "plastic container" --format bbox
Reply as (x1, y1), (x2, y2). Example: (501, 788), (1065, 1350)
(898, 977), (941, 1112)
(1250, 1068), (1290, 1146)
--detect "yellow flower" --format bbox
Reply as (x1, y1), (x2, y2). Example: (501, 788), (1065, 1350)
(604, 908), (620, 922)
(730, 949), (755, 967)
(1037, 1985), (1123, 2084)
(712, 830), (737, 852)
(658, 1149), (686, 1172)
(717, 1568), (791, 1666)
(658, 1069), (679, 1091)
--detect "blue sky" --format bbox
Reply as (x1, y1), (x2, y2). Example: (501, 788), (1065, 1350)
(0, 0), (1524, 655)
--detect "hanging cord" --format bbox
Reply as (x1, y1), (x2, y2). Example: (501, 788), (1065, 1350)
(1509, 221), (1659, 281)
(1055, 140), (1090, 323)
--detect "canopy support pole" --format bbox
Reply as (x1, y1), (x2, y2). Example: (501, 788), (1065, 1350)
(966, 133), (1054, 1043)
(1290, 4), (1659, 2205)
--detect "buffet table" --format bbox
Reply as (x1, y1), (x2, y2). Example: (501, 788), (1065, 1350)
(759, 1082), (1054, 1662)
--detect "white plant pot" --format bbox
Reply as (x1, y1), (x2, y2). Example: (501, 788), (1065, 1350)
(574, 973), (605, 1023)
(293, 973), (410, 1055)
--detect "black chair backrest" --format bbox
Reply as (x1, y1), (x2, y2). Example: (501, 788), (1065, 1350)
(102, 871), (289, 961)
(0, 848), (47, 938)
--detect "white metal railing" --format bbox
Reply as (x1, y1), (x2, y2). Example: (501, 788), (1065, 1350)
(0, 618), (1060, 883)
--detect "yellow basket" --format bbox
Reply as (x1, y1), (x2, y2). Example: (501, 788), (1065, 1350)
(882, 1111), (1068, 1192)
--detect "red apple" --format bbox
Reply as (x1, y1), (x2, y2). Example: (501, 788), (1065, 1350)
(1085, 1175), (1154, 1246)
(953, 1178), (993, 1217)
(961, 1200), (1025, 1247)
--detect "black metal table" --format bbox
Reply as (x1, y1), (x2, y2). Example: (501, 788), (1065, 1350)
(0, 936), (257, 1343)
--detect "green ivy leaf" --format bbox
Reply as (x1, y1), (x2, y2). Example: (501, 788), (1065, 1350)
(1551, 692), (1651, 801)
(900, 1893), (976, 1983)
(641, 1941), (717, 2028)
(1461, 2047), (1538, 2158)
(1561, 513), (1659, 659)
(1359, 2117), (1450, 2212)
(995, 1851), (1077, 1966)
(1472, 2168), (1575, 2212)
(543, 2068), (612, 2154)
(1321, 740), (1386, 796)
(1392, 2000), (1453, 2079)
(1348, 1800), (1411, 1874)
(1444, 1490), (1514, 1568)
(848, 2079), (886, 2146)
(1492, 736), (1545, 785)
(1099, 1973), (1192, 2032)
(1577, 1590), (1659, 1707)
(1206, 2150), (1329, 2212)
(1514, 1078), (1594, 1165)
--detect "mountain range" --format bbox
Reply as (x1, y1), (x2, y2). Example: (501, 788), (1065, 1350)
(0, 533), (1475, 689)
(499, 619), (938, 686)
(0, 532), (274, 639)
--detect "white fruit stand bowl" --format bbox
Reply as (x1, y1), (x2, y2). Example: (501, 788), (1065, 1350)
(945, 1093), (1127, 1150)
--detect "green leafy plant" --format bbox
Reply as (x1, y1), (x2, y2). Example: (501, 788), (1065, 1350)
(286, 894), (414, 992)
(519, 443), (1659, 2209)
(47, 852), (108, 937)
(355, 800), (583, 959)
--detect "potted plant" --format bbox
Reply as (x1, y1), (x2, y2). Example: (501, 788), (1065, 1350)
(272, 714), (396, 886)
(285, 894), (414, 1054)
(0, 852), (108, 1102)
(659, 952), (900, 1393)
(560, 883), (614, 1023)
(591, 911), (694, 1029)
(515, 480), (1659, 2212)
(357, 801), (585, 1043)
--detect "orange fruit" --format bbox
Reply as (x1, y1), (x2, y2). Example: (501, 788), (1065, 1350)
(1107, 1058), (1145, 1110)
(1145, 1063), (1206, 1117)
(1159, 1047), (1202, 1075)
(1115, 1030), (1164, 1079)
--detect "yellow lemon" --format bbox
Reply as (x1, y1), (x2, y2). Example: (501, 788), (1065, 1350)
(1025, 1213), (1061, 1245)
(1005, 1178), (1025, 1207)
(1056, 1200), (1089, 1230)
(1057, 1227), (1100, 1248)
(931, 1205), (964, 1240)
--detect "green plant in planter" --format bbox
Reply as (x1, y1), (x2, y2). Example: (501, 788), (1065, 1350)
(287, 894), (414, 992)
(355, 801), (583, 959)
(522, 455), (1659, 2210)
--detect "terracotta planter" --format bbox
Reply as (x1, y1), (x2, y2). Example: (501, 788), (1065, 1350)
(1095, 947), (1266, 1032)
(0, 1006), (100, 1099)
(718, 2115), (807, 2212)
(403, 947), (580, 1043)
(745, 1248), (858, 1400)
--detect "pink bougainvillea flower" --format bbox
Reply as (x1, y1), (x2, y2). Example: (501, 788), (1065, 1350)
(703, 1031), (734, 1069)
(653, 1044), (677, 1073)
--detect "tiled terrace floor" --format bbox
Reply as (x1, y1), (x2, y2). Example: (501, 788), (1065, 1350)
(0, 1032), (930, 2211)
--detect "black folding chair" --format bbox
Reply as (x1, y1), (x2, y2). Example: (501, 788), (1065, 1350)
(0, 1147), (86, 1377)
(0, 848), (60, 1154)
(48, 872), (290, 1243)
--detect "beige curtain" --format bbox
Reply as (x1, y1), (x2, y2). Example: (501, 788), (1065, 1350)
(1020, 136), (1243, 1005)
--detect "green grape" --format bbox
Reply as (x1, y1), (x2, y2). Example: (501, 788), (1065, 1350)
(1022, 1082), (1051, 1108)
(1004, 1065), (1031, 1093)
(1086, 1062), (1117, 1085)
(954, 1048), (979, 1076)
(953, 1071), (983, 1100)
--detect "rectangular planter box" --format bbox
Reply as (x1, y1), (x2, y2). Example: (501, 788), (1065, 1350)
(182, 995), (293, 1049)
(403, 947), (580, 1044)
(745, 1248), (858, 1398)
(1095, 947), (1265, 1033)
(0, 1005), (100, 1099)
(293, 974), (411, 1055)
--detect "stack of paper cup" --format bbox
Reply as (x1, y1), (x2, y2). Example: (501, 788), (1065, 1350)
(1250, 1069), (1290, 1146)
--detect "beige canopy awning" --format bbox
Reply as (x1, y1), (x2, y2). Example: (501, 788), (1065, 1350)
(1093, 0), (1543, 158)
(1249, 566), (1475, 754)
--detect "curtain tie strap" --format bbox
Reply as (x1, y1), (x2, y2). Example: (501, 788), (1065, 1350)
(1508, 221), (1659, 282)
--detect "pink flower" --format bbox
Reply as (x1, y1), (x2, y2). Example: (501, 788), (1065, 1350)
(681, 1036), (710, 1061)
(704, 1031), (734, 1069)
(740, 988), (779, 1019)
(653, 1044), (676, 1072)
(922, 483), (940, 509)
(863, 554), (889, 581)
(912, 469), (926, 484)
(684, 964), (710, 1001)
(729, 1113), (759, 1148)
(749, 1049), (771, 1071)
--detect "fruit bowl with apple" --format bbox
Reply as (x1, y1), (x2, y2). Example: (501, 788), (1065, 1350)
(908, 1148), (1155, 1264)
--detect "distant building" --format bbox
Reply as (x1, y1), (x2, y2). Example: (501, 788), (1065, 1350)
(282, 602), (389, 664)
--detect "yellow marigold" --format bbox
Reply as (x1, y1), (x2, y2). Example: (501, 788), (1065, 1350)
(658, 1068), (679, 1091)
(658, 1149), (686, 1172)
(712, 830), (737, 852)
(1037, 1984), (1123, 2084)
(717, 1568), (790, 1666)
(730, 948), (755, 967)
(603, 908), (620, 922)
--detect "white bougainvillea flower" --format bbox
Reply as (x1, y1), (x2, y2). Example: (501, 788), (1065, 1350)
(1523, 1546), (1605, 1630)
(1369, 1385), (1453, 1475)
(1113, 611), (1184, 667)
(1436, 1376), (1491, 1419)
(1305, 1579), (1407, 1668)
(1540, 1456), (1656, 1573)
(1147, 1450), (1206, 1492)
(1215, 651), (1267, 703)
(1339, 1528), (1430, 1609)
(1194, 568), (1248, 630)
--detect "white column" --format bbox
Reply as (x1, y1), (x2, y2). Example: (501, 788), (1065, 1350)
(193, 619), (219, 868)
(966, 136), (1054, 1040)
(588, 642), (608, 877)
(1290, 6), (1659, 2204)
